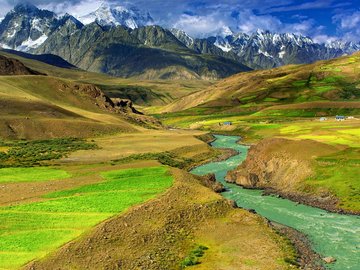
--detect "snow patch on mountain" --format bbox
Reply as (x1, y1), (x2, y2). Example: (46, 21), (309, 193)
(214, 37), (232, 52)
(170, 28), (194, 47)
(78, 2), (154, 29)
(16, 34), (48, 51)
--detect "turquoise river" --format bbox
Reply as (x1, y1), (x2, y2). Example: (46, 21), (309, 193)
(191, 135), (360, 270)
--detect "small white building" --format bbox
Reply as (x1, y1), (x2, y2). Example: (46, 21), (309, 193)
(336, 115), (345, 121)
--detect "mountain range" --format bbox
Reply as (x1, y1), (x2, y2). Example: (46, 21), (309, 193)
(0, 2), (359, 79)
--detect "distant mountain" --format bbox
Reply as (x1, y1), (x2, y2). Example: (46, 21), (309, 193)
(33, 23), (250, 79)
(0, 3), (359, 78)
(171, 28), (239, 60)
(79, 2), (154, 29)
(0, 3), (83, 52)
(205, 30), (360, 69)
(172, 28), (360, 69)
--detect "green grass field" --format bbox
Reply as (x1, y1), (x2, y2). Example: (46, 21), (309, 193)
(0, 167), (70, 183)
(305, 148), (360, 211)
(0, 166), (173, 269)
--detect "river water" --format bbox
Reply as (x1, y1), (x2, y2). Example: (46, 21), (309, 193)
(191, 135), (360, 270)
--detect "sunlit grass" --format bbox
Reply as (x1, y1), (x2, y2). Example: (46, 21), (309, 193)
(306, 148), (360, 211)
(0, 166), (173, 269)
(0, 167), (70, 183)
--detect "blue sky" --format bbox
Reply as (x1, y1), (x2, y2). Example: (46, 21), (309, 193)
(1, 0), (360, 42)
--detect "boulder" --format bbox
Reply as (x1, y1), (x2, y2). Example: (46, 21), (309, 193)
(322, 256), (336, 264)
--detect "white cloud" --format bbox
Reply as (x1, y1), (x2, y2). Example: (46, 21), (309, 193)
(333, 10), (360, 42)
(235, 9), (318, 37)
(173, 13), (231, 38)
(334, 10), (360, 29)
(263, 0), (350, 13)
(171, 8), (330, 39)
(39, 0), (102, 17)
(236, 10), (282, 33)
(313, 34), (338, 44)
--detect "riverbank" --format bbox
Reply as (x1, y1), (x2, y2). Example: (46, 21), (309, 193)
(226, 137), (360, 215)
(194, 134), (328, 269)
(270, 222), (325, 270)
(193, 135), (360, 270)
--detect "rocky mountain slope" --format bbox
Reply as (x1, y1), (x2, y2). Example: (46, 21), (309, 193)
(0, 3), (83, 52)
(33, 23), (250, 79)
(173, 29), (360, 69)
(1, 48), (76, 69)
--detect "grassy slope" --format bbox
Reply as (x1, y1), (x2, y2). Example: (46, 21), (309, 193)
(0, 50), (212, 107)
(0, 74), (139, 139)
(0, 167), (70, 183)
(0, 166), (173, 270)
(0, 50), (212, 140)
(22, 168), (296, 270)
(158, 52), (360, 118)
(0, 51), (149, 139)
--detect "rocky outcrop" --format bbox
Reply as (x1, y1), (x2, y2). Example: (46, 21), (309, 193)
(226, 138), (343, 212)
(111, 98), (143, 115)
(0, 55), (41, 75)
(59, 82), (162, 129)
(198, 173), (225, 193)
(226, 138), (313, 191)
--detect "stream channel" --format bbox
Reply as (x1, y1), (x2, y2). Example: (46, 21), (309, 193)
(191, 135), (360, 270)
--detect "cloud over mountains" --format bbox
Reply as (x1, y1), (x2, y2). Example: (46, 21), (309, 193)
(0, 0), (359, 42)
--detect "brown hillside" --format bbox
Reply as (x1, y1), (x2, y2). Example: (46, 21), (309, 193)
(0, 55), (42, 75)
(226, 138), (345, 212)
(162, 52), (360, 113)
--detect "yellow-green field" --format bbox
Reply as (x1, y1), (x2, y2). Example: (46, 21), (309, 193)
(0, 165), (173, 269)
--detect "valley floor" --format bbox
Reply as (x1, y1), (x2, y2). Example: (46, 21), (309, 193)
(159, 112), (360, 214)
(0, 130), (298, 270)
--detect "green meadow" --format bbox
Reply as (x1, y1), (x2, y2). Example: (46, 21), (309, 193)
(0, 167), (70, 183)
(305, 148), (360, 211)
(0, 166), (173, 269)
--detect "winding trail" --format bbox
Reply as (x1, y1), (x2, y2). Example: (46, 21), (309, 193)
(191, 135), (360, 270)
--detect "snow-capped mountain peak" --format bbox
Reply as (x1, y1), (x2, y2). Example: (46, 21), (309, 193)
(0, 3), (58, 51)
(0, 3), (85, 52)
(78, 1), (154, 29)
(170, 28), (194, 47)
